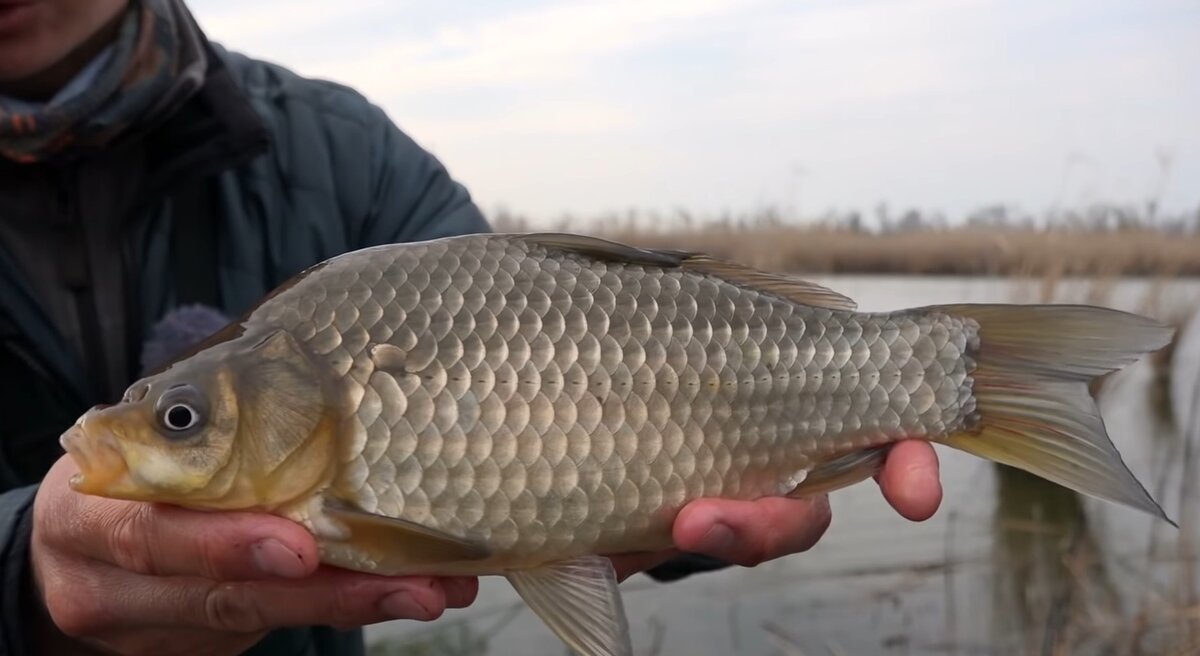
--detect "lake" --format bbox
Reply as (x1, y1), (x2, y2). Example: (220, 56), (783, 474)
(365, 275), (1200, 656)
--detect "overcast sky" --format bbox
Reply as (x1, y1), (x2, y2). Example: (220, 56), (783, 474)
(188, 0), (1199, 225)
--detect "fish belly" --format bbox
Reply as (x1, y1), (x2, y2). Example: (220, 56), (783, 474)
(253, 235), (978, 569)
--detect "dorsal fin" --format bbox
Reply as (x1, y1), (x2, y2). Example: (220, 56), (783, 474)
(515, 233), (857, 312)
(516, 233), (688, 268)
(682, 255), (858, 311)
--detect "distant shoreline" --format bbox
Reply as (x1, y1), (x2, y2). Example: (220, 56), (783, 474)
(567, 227), (1200, 277)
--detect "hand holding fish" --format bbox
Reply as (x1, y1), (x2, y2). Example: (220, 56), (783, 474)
(29, 456), (479, 656)
(29, 441), (937, 655)
(609, 439), (940, 579)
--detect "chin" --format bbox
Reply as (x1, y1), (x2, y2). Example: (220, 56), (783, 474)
(0, 48), (59, 86)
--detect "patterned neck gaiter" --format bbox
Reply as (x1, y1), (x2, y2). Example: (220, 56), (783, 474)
(0, 0), (209, 163)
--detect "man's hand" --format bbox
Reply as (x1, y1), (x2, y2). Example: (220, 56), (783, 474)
(30, 456), (479, 656)
(611, 440), (942, 579)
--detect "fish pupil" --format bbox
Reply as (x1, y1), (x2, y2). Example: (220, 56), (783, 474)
(165, 404), (196, 430)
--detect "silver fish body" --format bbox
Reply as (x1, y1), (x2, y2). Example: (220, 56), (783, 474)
(253, 234), (980, 570)
(63, 232), (1173, 656)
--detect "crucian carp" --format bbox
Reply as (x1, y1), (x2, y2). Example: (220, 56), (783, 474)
(61, 233), (1173, 656)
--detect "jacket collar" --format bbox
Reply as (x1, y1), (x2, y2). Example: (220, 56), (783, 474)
(140, 40), (271, 199)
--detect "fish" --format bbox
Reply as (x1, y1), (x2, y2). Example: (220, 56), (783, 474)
(59, 232), (1174, 656)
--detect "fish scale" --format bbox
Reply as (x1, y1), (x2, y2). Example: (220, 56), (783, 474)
(252, 235), (977, 562)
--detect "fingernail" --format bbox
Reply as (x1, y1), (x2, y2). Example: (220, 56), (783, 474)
(252, 538), (307, 578)
(380, 590), (436, 620)
(696, 521), (735, 555)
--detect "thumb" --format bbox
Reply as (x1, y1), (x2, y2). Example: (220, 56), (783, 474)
(83, 500), (321, 581)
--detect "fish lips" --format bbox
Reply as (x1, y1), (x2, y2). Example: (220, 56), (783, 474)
(60, 416), (136, 497)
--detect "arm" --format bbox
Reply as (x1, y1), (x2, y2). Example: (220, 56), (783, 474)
(353, 105), (491, 248)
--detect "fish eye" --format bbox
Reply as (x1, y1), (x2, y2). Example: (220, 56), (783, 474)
(154, 384), (209, 436)
(163, 404), (199, 431)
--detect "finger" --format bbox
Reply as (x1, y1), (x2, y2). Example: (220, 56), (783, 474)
(876, 440), (942, 521)
(76, 500), (320, 581)
(671, 495), (832, 567)
(102, 568), (464, 634)
(441, 576), (481, 609)
(41, 457), (320, 582)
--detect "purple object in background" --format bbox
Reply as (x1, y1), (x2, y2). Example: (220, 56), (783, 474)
(139, 304), (232, 376)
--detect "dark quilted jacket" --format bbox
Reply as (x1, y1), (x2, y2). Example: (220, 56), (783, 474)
(0, 38), (488, 655)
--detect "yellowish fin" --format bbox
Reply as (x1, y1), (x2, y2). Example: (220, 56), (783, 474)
(506, 556), (631, 656)
(324, 500), (492, 567)
(788, 446), (889, 497)
(932, 304), (1175, 524)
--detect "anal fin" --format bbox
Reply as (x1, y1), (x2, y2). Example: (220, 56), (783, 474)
(787, 446), (889, 497)
(506, 555), (632, 656)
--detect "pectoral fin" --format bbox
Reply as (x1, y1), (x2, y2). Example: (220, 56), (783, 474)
(324, 500), (491, 567)
(506, 556), (632, 656)
(787, 446), (889, 497)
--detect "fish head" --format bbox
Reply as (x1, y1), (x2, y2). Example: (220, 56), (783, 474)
(61, 352), (239, 503)
(61, 328), (338, 510)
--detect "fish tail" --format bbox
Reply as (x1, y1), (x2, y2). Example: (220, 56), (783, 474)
(931, 304), (1175, 524)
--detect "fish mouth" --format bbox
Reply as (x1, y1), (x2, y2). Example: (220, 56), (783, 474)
(60, 421), (136, 497)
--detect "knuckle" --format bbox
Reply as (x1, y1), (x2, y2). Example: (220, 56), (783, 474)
(46, 581), (110, 638)
(330, 584), (365, 621)
(204, 583), (266, 633)
(108, 506), (158, 574)
(193, 531), (227, 580)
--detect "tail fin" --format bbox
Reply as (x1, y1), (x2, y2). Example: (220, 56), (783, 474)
(931, 304), (1175, 523)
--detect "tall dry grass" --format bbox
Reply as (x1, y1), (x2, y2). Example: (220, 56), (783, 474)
(492, 205), (1200, 277)
(599, 226), (1198, 277)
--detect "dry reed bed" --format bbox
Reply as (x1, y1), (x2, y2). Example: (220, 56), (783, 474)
(578, 227), (1200, 277)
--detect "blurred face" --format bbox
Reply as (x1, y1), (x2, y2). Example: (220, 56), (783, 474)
(0, 0), (128, 85)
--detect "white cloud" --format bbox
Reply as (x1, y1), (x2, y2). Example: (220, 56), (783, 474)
(187, 0), (1200, 223)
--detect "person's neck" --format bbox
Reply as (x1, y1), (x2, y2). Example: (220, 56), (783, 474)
(0, 9), (126, 102)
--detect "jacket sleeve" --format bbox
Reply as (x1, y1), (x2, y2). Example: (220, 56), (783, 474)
(0, 485), (38, 656)
(353, 105), (492, 248)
